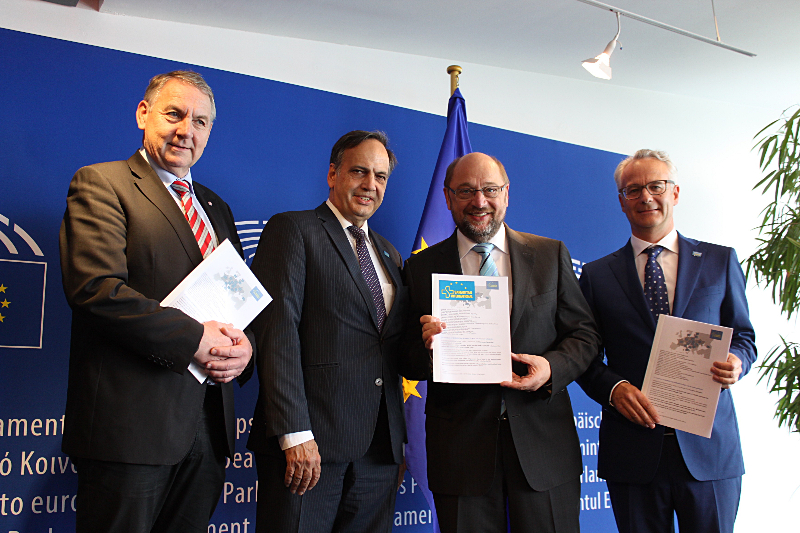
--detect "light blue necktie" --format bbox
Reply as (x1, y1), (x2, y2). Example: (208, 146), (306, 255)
(472, 243), (499, 277)
(473, 242), (505, 413)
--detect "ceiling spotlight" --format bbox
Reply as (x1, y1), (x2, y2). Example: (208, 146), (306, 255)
(582, 12), (620, 80)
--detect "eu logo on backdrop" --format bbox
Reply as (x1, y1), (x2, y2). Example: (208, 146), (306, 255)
(0, 259), (47, 349)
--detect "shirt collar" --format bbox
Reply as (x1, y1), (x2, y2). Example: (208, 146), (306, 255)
(140, 148), (194, 191)
(457, 224), (508, 260)
(630, 228), (679, 257)
(326, 199), (370, 240)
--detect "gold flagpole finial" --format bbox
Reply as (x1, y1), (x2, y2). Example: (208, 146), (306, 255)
(447, 65), (462, 96)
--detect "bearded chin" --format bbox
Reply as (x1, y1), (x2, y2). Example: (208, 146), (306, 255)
(457, 216), (502, 243)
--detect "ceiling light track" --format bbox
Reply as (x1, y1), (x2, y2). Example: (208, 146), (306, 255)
(576, 0), (756, 57)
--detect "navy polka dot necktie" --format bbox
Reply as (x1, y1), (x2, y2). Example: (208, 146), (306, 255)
(348, 225), (387, 331)
(644, 245), (670, 322)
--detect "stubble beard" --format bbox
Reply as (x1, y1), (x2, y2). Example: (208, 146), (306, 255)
(456, 212), (503, 243)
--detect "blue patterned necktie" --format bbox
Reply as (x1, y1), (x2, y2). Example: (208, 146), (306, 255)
(348, 226), (387, 331)
(644, 245), (670, 322)
(472, 243), (499, 277)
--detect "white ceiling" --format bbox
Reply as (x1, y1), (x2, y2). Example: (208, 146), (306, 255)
(86, 0), (800, 110)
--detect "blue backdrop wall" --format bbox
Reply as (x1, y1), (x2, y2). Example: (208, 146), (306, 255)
(0, 27), (631, 532)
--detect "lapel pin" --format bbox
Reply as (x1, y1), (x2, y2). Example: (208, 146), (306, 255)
(692, 251), (702, 257)
(383, 250), (390, 258)
(207, 201), (213, 206)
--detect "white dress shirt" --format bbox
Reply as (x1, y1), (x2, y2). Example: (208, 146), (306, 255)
(456, 224), (512, 310)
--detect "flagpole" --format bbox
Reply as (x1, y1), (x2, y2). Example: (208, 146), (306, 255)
(447, 65), (462, 96)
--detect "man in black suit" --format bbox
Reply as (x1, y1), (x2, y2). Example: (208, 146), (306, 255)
(247, 131), (409, 532)
(60, 71), (253, 533)
(405, 152), (600, 533)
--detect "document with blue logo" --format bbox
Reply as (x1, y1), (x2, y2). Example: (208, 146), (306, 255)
(162, 239), (272, 382)
(641, 315), (732, 438)
(431, 274), (511, 383)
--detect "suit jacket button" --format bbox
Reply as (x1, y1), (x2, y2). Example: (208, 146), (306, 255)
(374, 378), (383, 387)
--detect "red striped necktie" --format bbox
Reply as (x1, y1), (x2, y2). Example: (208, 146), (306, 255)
(171, 179), (214, 258)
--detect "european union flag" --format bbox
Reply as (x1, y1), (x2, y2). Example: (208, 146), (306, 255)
(411, 88), (473, 253)
(0, 259), (47, 349)
(405, 88), (472, 533)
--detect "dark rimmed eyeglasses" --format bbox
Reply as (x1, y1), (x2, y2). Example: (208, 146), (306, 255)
(618, 180), (675, 200)
(447, 184), (507, 200)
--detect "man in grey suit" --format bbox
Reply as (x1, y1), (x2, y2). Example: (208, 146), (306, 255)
(405, 152), (600, 533)
(247, 131), (409, 532)
(60, 71), (253, 532)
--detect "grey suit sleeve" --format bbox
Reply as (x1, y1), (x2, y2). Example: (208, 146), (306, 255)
(542, 241), (602, 395)
(59, 164), (202, 373)
(249, 213), (313, 436)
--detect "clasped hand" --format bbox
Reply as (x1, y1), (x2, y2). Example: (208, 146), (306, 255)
(193, 320), (253, 383)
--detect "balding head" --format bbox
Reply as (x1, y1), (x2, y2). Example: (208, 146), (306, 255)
(443, 152), (510, 243)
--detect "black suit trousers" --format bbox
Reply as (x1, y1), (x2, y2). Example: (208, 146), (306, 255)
(73, 386), (228, 533)
(432, 416), (581, 533)
(254, 395), (398, 533)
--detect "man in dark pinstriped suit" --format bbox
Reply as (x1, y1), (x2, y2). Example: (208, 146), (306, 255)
(247, 131), (409, 532)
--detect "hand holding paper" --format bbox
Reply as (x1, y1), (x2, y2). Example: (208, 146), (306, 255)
(421, 315), (446, 350)
(711, 353), (742, 389)
(610, 382), (660, 429)
(641, 315), (733, 438)
(500, 353), (551, 392)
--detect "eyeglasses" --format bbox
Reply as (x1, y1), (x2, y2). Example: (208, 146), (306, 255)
(618, 180), (675, 200)
(447, 184), (507, 200)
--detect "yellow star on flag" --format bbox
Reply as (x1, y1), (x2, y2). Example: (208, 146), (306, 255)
(1, 299), (9, 308)
(0, 313), (4, 322)
(0, 284), (6, 293)
(412, 237), (429, 255)
(403, 378), (421, 402)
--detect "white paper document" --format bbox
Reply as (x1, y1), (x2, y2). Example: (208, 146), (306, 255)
(641, 315), (733, 438)
(162, 239), (272, 383)
(431, 274), (512, 384)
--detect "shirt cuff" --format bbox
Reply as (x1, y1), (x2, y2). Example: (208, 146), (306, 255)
(278, 431), (314, 451)
(609, 380), (629, 407)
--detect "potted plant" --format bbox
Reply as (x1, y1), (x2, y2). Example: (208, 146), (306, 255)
(748, 107), (800, 431)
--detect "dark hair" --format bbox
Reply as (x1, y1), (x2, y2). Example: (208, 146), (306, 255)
(330, 130), (397, 173)
(143, 70), (216, 122)
(443, 153), (508, 189)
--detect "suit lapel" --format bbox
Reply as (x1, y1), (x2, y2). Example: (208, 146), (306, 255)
(438, 232), (464, 275)
(673, 233), (704, 318)
(371, 232), (402, 290)
(128, 152), (204, 266)
(507, 227), (534, 338)
(609, 240), (656, 330)
(194, 185), (230, 245)
(316, 203), (382, 331)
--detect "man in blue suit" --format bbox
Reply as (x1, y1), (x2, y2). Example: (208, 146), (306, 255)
(577, 149), (756, 533)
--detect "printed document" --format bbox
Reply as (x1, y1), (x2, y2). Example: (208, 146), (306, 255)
(641, 315), (732, 438)
(431, 273), (511, 383)
(162, 239), (272, 382)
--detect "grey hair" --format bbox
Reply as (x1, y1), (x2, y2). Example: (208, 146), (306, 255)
(614, 149), (677, 189)
(143, 70), (216, 123)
